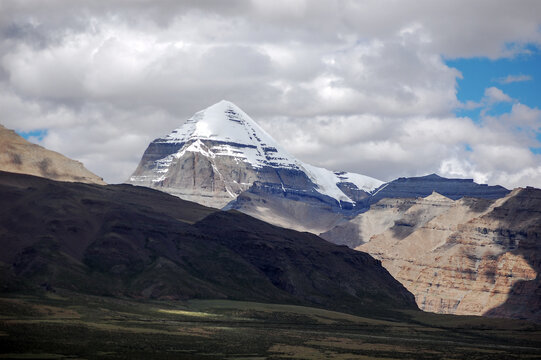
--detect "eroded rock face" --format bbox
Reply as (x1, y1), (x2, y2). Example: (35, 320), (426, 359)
(321, 190), (540, 321)
(0, 124), (105, 185)
(131, 143), (260, 208)
(322, 192), (456, 247)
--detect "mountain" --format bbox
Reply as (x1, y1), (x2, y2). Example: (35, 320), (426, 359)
(0, 170), (417, 315)
(368, 173), (510, 204)
(321, 190), (541, 321)
(225, 173), (511, 233)
(127, 101), (510, 234)
(0, 124), (105, 185)
(127, 100), (382, 211)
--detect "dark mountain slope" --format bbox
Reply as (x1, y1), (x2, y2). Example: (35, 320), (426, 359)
(483, 187), (541, 320)
(196, 210), (416, 312)
(0, 171), (416, 315)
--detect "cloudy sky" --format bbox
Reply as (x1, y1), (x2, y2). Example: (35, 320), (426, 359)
(1, 0), (541, 188)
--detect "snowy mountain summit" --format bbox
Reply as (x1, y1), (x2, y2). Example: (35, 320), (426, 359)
(128, 100), (382, 212)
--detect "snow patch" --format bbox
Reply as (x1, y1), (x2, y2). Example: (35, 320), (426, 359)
(336, 171), (384, 192)
(302, 164), (353, 203)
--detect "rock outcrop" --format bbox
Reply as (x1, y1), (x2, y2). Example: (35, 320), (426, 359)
(0, 124), (105, 185)
(321, 190), (540, 321)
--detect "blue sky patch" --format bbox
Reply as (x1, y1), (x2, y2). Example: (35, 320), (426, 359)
(446, 47), (541, 112)
(16, 129), (48, 141)
(447, 46), (541, 154)
(447, 46), (540, 119)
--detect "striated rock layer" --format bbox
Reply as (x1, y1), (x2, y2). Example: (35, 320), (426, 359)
(0, 124), (104, 185)
(321, 189), (540, 321)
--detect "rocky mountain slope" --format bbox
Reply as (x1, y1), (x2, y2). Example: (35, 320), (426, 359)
(0, 124), (104, 185)
(225, 173), (510, 233)
(127, 100), (381, 210)
(321, 190), (540, 321)
(0, 171), (416, 315)
(224, 181), (354, 233)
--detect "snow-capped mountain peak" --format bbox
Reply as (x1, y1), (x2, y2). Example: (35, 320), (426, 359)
(128, 100), (382, 208)
(160, 100), (299, 170)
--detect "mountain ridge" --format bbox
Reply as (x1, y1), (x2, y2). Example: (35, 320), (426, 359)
(0, 124), (105, 185)
(0, 170), (417, 315)
(321, 189), (541, 321)
(368, 173), (509, 203)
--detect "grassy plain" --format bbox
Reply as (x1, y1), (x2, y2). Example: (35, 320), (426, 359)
(0, 292), (540, 359)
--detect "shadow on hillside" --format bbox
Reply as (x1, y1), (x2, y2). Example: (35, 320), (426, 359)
(483, 188), (541, 322)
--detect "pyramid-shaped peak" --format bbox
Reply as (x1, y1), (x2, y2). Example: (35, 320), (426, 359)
(161, 100), (279, 149)
(195, 100), (255, 128)
(205, 99), (243, 113)
(215, 99), (238, 106)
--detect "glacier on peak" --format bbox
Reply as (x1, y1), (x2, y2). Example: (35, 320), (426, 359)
(127, 100), (382, 208)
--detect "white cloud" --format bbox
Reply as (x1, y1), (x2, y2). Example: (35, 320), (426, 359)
(479, 87), (514, 118)
(499, 103), (541, 130)
(497, 74), (533, 84)
(0, 0), (540, 189)
(439, 158), (490, 185)
(36, 105), (178, 182)
(484, 87), (512, 104)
